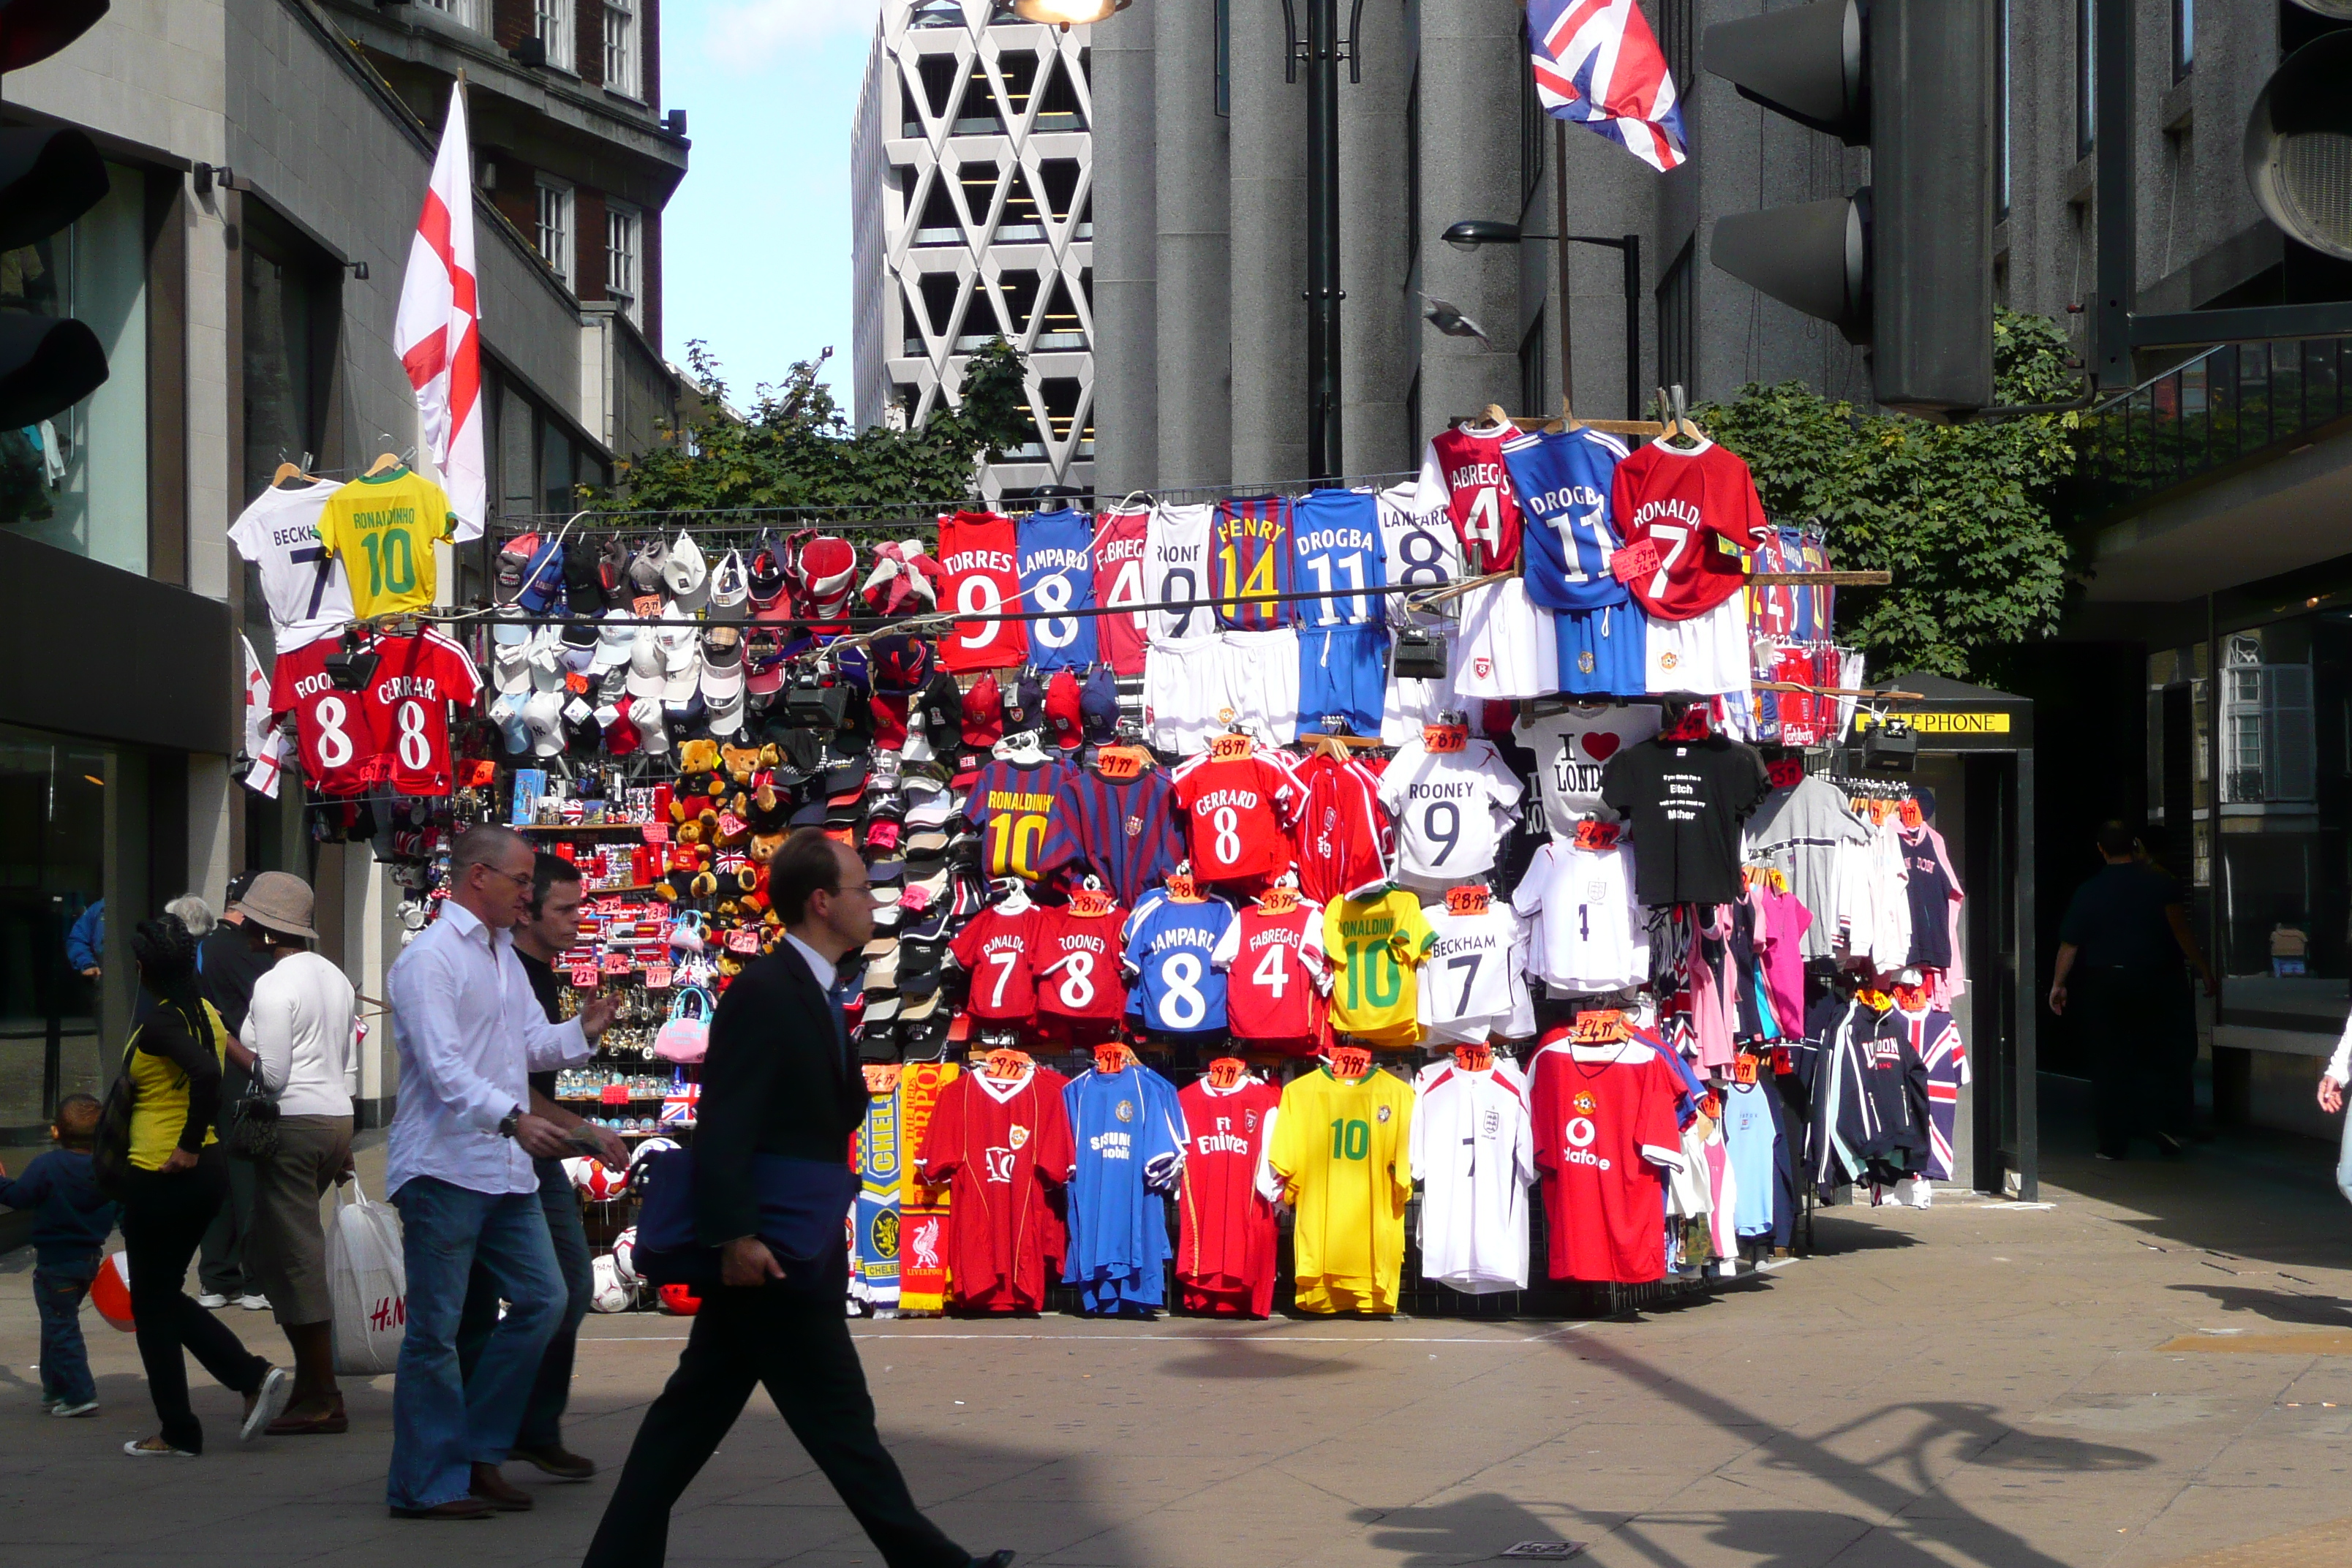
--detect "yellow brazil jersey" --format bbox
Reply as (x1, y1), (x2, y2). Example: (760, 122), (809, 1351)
(1267, 1065), (1414, 1313)
(317, 468), (456, 617)
(1322, 888), (1437, 1046)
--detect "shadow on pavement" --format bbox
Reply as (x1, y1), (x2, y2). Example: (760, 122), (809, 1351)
(1156, 1341), (1352, 1379)
(1348, 1489), (1586, 1564)
(2166, 1281), (2352, 1325)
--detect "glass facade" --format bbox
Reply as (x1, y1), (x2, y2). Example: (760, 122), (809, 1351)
(0, 725), (110, 1140)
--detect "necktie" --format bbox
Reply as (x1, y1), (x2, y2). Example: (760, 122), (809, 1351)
(826, 976), (856, 1065)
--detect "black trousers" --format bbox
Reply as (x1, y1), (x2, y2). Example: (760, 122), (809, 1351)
(119, 1147), (270, 1452)
(2078, 965), (2173, 1158)
(582, 1275), (969, 1568)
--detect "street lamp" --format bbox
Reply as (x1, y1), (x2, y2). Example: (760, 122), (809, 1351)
(1441, 219), (1643, 422)
(1011, 0), (1128, 26)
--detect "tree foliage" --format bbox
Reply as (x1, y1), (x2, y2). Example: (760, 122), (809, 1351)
(600, 337), (1032, 516)
(1694, 309), (2083, 681)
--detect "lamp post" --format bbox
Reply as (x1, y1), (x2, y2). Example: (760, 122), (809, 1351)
(1442, 219), (1642, 422)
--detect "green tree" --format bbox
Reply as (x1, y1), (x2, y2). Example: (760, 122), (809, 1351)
(1695, 309), (2083, 681)
(600, 337), (1032, 515)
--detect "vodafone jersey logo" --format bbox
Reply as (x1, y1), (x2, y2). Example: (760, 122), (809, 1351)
(1562, 1090), (1611, 1169)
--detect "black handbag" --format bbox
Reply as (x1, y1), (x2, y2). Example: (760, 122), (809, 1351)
(90, 1042), (138, 1199)
(226, 1072), (281, 1161)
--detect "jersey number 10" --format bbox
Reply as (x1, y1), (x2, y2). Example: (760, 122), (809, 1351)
(1327, 1117), (1370, 1161)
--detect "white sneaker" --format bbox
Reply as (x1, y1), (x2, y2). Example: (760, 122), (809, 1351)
(240, 1367), (293, 1443)
(195, 1293), (229, 1309)
(53, 1400), (99, 1418)
(235, 1294), (271, 1311)
(1911, 1180), (1934, 1210)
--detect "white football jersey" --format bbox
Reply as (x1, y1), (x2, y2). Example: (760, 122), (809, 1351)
(1376, 736), (1524, 885)
(1409, 1061), (1537, 1294)
(227, 481), (354, 652)
(1417, 902), (1526, 1043)
(1375, 481), (1462, 630)
(1512, 839), (1648, 993)
(1143, 502), (1215, 642)
(1513, 703), (1665, 835)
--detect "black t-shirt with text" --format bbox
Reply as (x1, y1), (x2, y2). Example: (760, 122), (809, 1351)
(1599, 734), (1771, 905)
(516, 949), (566, 1100)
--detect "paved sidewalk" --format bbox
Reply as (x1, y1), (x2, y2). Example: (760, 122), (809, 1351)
(4, 1109), (2351, 1568)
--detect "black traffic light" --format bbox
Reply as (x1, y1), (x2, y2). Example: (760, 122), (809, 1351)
(1704, 0), (1992, 418)
(0, 0), (113, 428)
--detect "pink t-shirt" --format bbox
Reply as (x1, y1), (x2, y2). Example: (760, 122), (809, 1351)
(1755, 886), (1813, 1040)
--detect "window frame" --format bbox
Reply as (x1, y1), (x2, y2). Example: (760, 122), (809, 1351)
(535, 0), (576, 74)
(604, 198), (641, 326)
(535, 177), (575, 289)
(603, 0), (641, 98)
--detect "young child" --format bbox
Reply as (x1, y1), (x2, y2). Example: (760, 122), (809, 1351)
(0, 1094), (120, 1417)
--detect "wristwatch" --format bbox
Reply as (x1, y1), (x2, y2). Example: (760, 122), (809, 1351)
(497, 1105), (524, 1139)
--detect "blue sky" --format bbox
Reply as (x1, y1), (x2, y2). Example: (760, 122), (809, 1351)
(661, 0), (880, 409)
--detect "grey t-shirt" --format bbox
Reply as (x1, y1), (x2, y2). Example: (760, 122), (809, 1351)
(1744, 775), (1872, 960)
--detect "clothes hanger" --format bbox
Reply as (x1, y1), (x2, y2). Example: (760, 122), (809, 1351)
(271, 451), (318, 488)
(1002, 730), (1047, 765)
(1205, 1055), (1248, 1089)
(992, 877), (1032, 914)
(1092, 1041), (1137, 1074)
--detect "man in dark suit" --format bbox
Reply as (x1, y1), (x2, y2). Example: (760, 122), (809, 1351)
(582, 830), (1012, 1568)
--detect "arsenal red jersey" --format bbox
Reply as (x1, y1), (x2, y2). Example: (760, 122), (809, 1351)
(1209, 899), (1328, 1052)
(1176, 1076), (1282, 1317)
(1171, 750), (1303, 884)
(1419, 418), (1523, 573)
(358, 630), (482, 796)
(1529, 1040), (1687, 1284)
(1288, 752), (1392, 904)
(1211, 495), (1294, 631)
(938, 510), (1028, 671)
(913, 1065), (1074, 1313)
(1091, 508), (1152, 675)
(270, 638), (383, 798)
(1605, 437), (1771, 621)
(1033, 906), (1128, 1022)
(948, 904), (1045, 1022)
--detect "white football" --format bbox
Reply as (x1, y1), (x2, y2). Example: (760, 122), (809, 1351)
(589, 1253), (632, 1313)
(578, 1158), (627, 1202)
(611, 1226), (639, 1285)
(630, 1136), (681, 1168)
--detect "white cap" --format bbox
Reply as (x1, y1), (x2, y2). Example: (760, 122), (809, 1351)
(590, 611), (638, 672)
(528, 628), (568, 693)
(662, 647), (703, 705)
(630, 696), (671, 755)
(903, 792), (954, 829)
(706, 687), (746, 739)
(706, 549), (750, 619)
(491, 640), (532, 696)
(522, 691), (566, 757)
(663, 533), (709, 611)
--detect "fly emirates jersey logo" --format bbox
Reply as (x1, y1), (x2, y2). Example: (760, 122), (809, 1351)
(1561, 1090), (1613, 1170)
(1193, 1109), (1259, 1157)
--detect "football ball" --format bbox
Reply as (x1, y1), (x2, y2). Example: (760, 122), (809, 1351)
(611, 1226), (639, 1285)
(92, 1251), (135, 1333)
(630, 1136), (681, 1169)
(575, 1157), (628, 1202)
(657, 1282), (701, 1316)
(589, 1254), (633, 1313)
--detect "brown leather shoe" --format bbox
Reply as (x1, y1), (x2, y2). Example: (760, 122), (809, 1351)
(510, 1444), (596, 1481)
(390, 1497), (495, 1520)
(470, 1462), (534, 1512)
(267, 1396), (349, 1436)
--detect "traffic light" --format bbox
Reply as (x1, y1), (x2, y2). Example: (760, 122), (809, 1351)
(0, 0), (113, 427)
(1704, 0), (1992, 418)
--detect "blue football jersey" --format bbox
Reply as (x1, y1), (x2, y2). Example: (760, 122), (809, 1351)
(1502, 426), (1632, 612)
(1061, 1066), (1186, 1313)
(1290, 489), (1387, 627)
(1017, 508), (1098, 669)
(1120, 889), (1236, 1034)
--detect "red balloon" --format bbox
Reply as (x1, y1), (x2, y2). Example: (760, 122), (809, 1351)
(91, 1251), (135, 1333)
(656, 1282), (701, 1316)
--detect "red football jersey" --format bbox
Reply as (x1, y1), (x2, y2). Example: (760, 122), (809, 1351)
(1287, 752), (1392, 905)
(948, 904), (1045, 1022)
(913, 1066), (1074, 1313)
(1419, 419), (1523, 573)
(1092, 508), (1152, 676)
(1171, 750), (1303, 884)
(1605, 437), (1771, 621)
(1033, 906), (1128, 1022)
(1529, 1041), (1686, 1284)
(270, 638), (383, 798)
(357, 630), (482, 796)
(1176, 1076), (1282, 1317)
(937, 510), (1028, 671)
(1210, 899), (1327, 1052)
(1210, 495), (1294, 630)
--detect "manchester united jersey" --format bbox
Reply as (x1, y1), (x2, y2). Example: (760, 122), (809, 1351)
(1177, 1074), (1282, 1317)
(1322, 889), (1437, 1046)
(948, 903), (1046, 1022)
(1209, 897), (1328, 1052)
(1529, 1040), (1687, 1284)
(1170, 749), (1303, 885)
(1265, 1065), (1414, 1313)
(938, 510), (1028, 670)
(1212, 495), (1295, 630)
(913, 1065), (1074, 1313)
(356, 630), (483, 796)
(1419, 418), (1523, 573)
(964, 758), (1071, 881)
(1605, 436), (1771, 621)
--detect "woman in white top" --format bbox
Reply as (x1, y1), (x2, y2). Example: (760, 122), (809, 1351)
(234, 874), (358, 1435)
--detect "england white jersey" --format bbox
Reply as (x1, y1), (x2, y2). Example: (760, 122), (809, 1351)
(1143, 502), (1215, 642)
(1417, 902), (1527, 1043)
(227, 480), (353, 652)
(1409, 1062), (1537, 1294)
(1512, 839), (1648, 993)
(1512, 703), (1665, 835)
(1375, 481), (1461, 630)
(1376, 735), (1524, 885)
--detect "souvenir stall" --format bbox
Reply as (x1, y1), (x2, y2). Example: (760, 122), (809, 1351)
(227, 389), (2019, 1322)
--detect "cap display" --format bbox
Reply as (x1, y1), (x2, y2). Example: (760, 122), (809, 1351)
(960, 674), (1004, 747)
(663, 532), (709, 611)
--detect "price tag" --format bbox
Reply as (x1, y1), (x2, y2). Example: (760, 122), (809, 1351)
(641, 821), (669, 843)
(1422, 723), (1469, 753)
(716, 812), (747, 838)
(633, 594), (665, 618)
(644, 963), (672, 990)
(1570, 1009), (1627, 1043)
(1443, 885), (1490, 916)
(1093, 745), (1149, 780)
(863, 1063), (904, 1096)
(1164, 873), (1199, 902)
(1572, 819), (1623, 851)
(600, 952), (631, 976)
(462, 759), (497, 788)
(1610, 538), (1662, 584)
(1209, 732), (1255, 762)
(601, 1084), (630, 1105)
(1764, 757), (1805, 791)
(1068, 889), (1115, 918)
(1328, 1045), (1372, 1078)
(1256, 887), (1300, 916)
(570, 965), (598, 989)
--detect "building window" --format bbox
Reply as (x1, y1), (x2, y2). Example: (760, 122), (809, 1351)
(2076, 0), (2095, 159)
(1655, 238), (1694, 397)
(1519, 18), (1545, 206)
(1214, 0), (1232, 117)
(604, 0), (640, 97)
(412, 0), (486, 29)
(536, 0), (575, 72)
(2172, 0), (2193, 80)
(536, 179), (574, 287)
(1405, 75), (1422, 270)
(606, 202), (641, 325)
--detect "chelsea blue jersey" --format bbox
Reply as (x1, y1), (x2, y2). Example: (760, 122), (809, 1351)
(1120, 889), (1236, 1035)
(1290, 489), (1387, 627)
(1017, 508), (1098, 669)
(1061, 1066), (1186, 1313)
(1501, 426), (1632, 612)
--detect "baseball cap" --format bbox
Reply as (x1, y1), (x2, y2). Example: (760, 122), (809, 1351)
(489, 693), (531, 755)
(590, 611), (638, 672)
(1081, 666), (1120, 742)
(559, 622), (600, 674)
(1044, 670), (1085, 750)
(564, 543), (606, 616)
(745, 628), (791, 698)
(706, 685), (746, 739)
(747, 547), (787, 608)
(794, 536), (858, 620)
(661, 638), (702, 705)
(629, 538), (669, 595)
(492, 636), (532, 696)
(871, 694), (910, 753)
(866, 818), (903, 854)
(903, 791), (954, 829)
(663, 533), (709, 611)
(870, 635), (933, 694)
(706, 549), (750, 619)
(701, 626), (745, 703)
(630, 696), (671, 755)
(626, 629), (666, 698)
(960, 674), (1004, 747)
(522, 691), (566, 757)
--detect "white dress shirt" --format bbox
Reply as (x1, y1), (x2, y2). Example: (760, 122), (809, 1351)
(784, 932), (839, 995)
(386, 899), (591, 1196)
(248, 951), (358, 1117)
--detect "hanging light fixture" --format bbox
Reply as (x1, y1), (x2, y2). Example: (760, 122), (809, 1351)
(1011, 0), (1128, 29)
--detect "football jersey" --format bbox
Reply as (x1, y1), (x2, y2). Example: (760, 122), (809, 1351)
(1060, 1066), (1186, 1313)
(1376, 480), (1463, 629)
(1265, 1065), (1414, 1314)
(1032, 905), (1128, 1022)
(1016, 508), (1098, 671)
(1502, 426), (1633, 611)
(1605, 436), (1771, 621)
(1286, 753), (1392, 905)
(1530, 1040), (1686, 1284)
(913, 1065), (1074, 1313)
(1322, 889), (1437, 1045)
(1143, 502), (1215, 641)
(269, 637), (384, 798)
(356, 630), (483, 796)
(1376, 735), (1525, 883)
(1170, 748), (1303, 884)
(1512, 703), (1665, 834)
(1211, 495), (1294, 630)
(1120, 890), (1235, 1035)
(1177, 1075), (1283, 1317)
(1209, 897), (1328, 1051)
(937, 510), (1028, 670)
(1411, 1062), (1537, 1293)
(948, 902), (1047, 1022)
(1035, 766), (1186, 909)
(1416, 902), (1526, 1044)
(963, 757), (1071, 881)
(1418, 418), (1522, 573)
(1512, 840), (1648, 993)
(316, 468), (456, 618)
(1289, 489), (1385, 628)
(227, 480), (353, 652)
(1092, 508), (1153, 675)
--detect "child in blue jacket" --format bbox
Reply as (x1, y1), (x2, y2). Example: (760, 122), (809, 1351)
(0, 1094), (119, 1416)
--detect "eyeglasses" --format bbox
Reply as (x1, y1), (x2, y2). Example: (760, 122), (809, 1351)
(478, 865), (535, 890)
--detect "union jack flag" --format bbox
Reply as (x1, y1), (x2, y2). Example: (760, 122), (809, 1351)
(1526, 0), (1689, 172)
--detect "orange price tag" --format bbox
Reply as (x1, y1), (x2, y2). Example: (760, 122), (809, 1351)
(633, 594), (665, 618)
(1328, 1045), (1372, 1078)
(1209, 732), (1255, 762)
(1422, 723), (1468, 753)
(1256, 887), (1300, 916)
(1572, 819), (1624, 851)
(1443, 885), (1490, 916)
(600, 953), (631, 976)
(1570, 1009), (1627, 1043)
(863, 1063), (903, 1096)
(716, 812), (746, 838)
(1068, 889), (1116, 918)
(1899, 798), (1924, 829)
(1093, 745), (1149, 780)
(1610, 538), (1662, 584)
(570, 965), (598, 990)
(1165, 873), (1199, 902)
(565, 671), (590, 696)
(643, 963), (672, 989)
(462, 759), (497, 788)
(725, 928), (761, 954)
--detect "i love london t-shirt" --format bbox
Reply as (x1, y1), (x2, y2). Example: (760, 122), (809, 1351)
(1598, 734), (1770, 905)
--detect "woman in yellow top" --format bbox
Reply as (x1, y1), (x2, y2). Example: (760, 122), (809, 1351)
(118, 914), (291, 1458)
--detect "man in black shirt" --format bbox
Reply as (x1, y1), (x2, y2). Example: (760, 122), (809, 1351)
(197, 872), (279, 1310)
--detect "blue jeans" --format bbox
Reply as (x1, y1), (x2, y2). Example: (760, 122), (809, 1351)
(34, 1260), (99, 1405)
(388, 1177), (563, 1511)
(456, 1158), (592, 1452)
(2337, 1108), (2352, 1207)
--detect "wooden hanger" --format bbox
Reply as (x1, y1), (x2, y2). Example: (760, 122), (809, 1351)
(271, 452), (317, 488)
(1297, 731), (1379, 756)
(1654, 385), (1704, 448)
(365, 451), (404, 475)
(1480, 402), (1513, 429)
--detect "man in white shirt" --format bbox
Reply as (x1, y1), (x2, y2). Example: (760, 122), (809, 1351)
(384, 826), (617, 1520)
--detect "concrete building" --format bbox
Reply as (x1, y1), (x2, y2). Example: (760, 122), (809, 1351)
(0, 0), (687, 1139)
(851, 0), (1096, 497)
